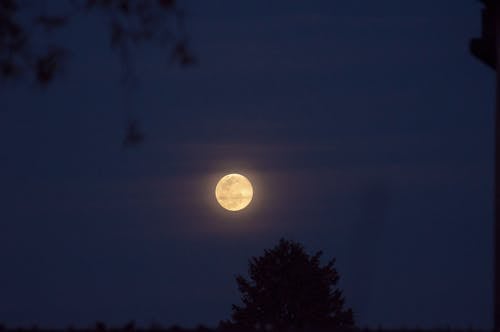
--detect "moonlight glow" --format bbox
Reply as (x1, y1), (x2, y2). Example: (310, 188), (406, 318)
(215, 174), (253, 211)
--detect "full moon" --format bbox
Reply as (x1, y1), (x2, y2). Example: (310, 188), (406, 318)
(215, 173), (253, 211)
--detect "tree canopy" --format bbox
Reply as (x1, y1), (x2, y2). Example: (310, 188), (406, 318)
(229, 239), (354, 331)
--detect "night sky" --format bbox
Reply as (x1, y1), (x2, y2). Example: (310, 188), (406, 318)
(0, 0), (495, 329)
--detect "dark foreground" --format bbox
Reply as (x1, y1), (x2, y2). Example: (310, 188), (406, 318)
(0, 325), (490, 332)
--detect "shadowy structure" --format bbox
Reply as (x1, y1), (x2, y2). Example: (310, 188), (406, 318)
(1, 0), (196, 144)
(0, 0), (195, 85)
(224, 238), (354, 331)
(470, 1), (500, 332)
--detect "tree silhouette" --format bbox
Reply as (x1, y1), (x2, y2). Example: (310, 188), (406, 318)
(0, 0), (195, 85)
(229, 239), (354, 331)
(1, 0), (195, 145)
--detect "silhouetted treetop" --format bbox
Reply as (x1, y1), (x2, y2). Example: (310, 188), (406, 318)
(229, 238), (355, 331)
(0, 0), (195, 85)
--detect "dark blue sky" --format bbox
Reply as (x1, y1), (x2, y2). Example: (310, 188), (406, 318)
(0, 0), (495, 329)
